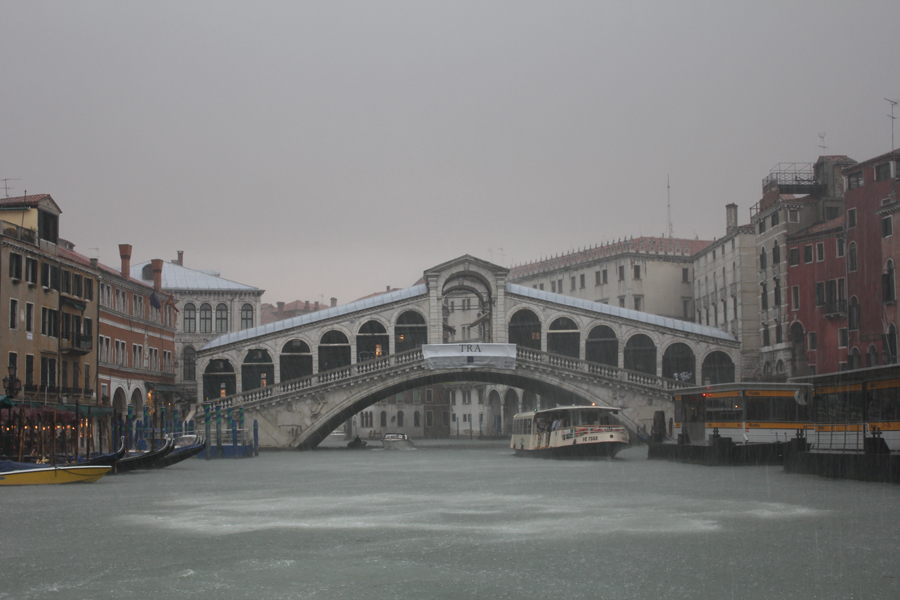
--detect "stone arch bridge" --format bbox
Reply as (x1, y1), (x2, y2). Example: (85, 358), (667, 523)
(195, 256), (739, 448)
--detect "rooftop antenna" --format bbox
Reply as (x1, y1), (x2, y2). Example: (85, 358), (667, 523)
(1, 178), (21, 198)
(818, 132), (827, 151)
(886, 98), (897, 151)
(666, 175), (673, 238)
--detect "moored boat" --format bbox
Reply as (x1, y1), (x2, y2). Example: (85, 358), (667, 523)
(510, 405), (630, 459)
(0, 460), (111, 485)
(382, 433), (414, 450)
(114, 438), (175, 473)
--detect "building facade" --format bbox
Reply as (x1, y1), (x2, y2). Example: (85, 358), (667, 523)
(692, 204), (760, 380)
(132, 252), (264, 408)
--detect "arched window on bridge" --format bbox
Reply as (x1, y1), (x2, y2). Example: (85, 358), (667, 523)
(395, 311), (427, 353)
(397, 411), (404, 427)
(508, 309), (541, 350)
(585, 325), (617, 367)
(203, 359), (235, 401)
(624, 334), (657, 376)
(280, 339), (312, 382)
(357, 320), (389, 361)
(662, 343), (695, 383)
(701, 351), (735, 385)
(547, 317), (580, 359)
(318, 330), (351, 372)
(380, 411), (387, 427)
(242, 349), (274, 391)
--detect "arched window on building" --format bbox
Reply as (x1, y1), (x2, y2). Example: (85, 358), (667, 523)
(182, 346), (196, 381)
(241, 304), (254, 329)
(215, 303), (228, 333)
(380, 411), (387, 427)
(199, 303), (212, 333)
(867, 344), (879, 368)
(772, 241), (781, 264)
(849, 242), (858, 272)
(183, 303), (196, 333)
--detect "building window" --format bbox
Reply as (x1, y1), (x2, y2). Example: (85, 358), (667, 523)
(789, 209), (799, 223)
(426, 388), (433, 403)
(8, 253), (22, 280)
(847, 208), (857, 228)
(759, 220), (766, 234)
(815, 282), (825, 306)
(215, 303), (228, 333)
(25, 258), (37, 284)
(634, 296), (643, 311)
(183, 303), (196, 333)
(804, 245), (813, 264)
(792, 286), (799, 310)
(199, 304), (212, 333)
(816, 242), (825, 262)
(848, 171), (863, 190)
(618, 266), (625, 281)
(762, 325), (770, 347)
(618, 296), (626, 308)
(633, 265), (641, 280)
(789, 247), (800, 267)
(759, 249), (767, 270)
(849, 242), (858, 272)
(776, 322), (783, 344)
(25, 303), (33, 333)
(551, 280), (556, 293)
(570, 277), (576, 291)
(773, 279), (781, 306)
(761, 283), (768, 310)
(579, 274), (585, 289)
(883, 260), (896, 303)
(771, 211), (779, 227)
(682, 268), (689, 283)
(838, 328), (848, 348)
(882, 216), (893, 238)
(836, 237), (845, 258)
(849, 297), (860, 330)
(875, 162), (892, 181)
(241, 304), (254, 329)
(9, 299), (17, 330)
(772, 242), (780, 264)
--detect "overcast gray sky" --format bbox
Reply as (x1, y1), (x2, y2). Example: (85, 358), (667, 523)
(2, 1), (898, 305)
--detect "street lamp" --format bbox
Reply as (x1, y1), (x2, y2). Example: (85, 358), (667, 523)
(3, 365), (22, 398)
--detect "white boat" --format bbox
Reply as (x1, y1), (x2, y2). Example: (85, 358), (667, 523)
(382, 433), (414, 450)
(510, 405), (629, 458)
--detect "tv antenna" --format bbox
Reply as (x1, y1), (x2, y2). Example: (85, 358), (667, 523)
(1, 178), (21, 198)
(818, 132), (827, 151)
(666, 175), (673, 238)
(886, 98), (898, 151)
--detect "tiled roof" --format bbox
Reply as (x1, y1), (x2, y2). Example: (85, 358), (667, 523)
(509, 236), (711, 279)
(788, 215), (844, 241)
(0, 194), (53, 209)
(131, 260), (262, 292)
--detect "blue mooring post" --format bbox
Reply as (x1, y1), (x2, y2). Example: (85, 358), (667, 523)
(253, 420), (259, 456)
(126, 404), (134, 452)
(173, 407), (179, 437)
(239, 407), (245, 456)
(204, 404), (211, 461)
(215, 404), (223, 458)
(143, 405), (149, 444)
(161, 404), (166, 441)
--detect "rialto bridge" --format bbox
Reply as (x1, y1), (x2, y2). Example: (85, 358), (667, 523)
(194, 256), (739, 449)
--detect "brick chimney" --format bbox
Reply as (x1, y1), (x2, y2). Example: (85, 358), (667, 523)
(305, 300), (310, 312)
(176, 250), (184, 266)
(151, 259), (163, 291)
(119, 244), (132, 279)
(330, 297), (337, 307)
(277, 301), (285, 319)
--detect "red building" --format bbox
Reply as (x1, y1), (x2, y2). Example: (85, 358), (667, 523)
(843, 148), (900, 367)
(786, 217), (847, 374)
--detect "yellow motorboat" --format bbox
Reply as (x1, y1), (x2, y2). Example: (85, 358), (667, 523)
(0, 461), (111, 485)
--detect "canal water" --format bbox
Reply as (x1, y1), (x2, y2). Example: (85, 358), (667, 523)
(3, 441), (899, 600)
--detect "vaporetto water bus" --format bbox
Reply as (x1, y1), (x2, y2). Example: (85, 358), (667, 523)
(674, 369), (900, 453)
(510, 405), (630, 458)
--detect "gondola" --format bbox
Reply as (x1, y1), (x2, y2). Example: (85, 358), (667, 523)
(73, 437), (127, 467)
(153, 438), (206, 468)
(113, 439), (175, 474)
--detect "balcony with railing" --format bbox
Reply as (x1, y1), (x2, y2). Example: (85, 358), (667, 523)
(0, 220), (37, 245)
(821, 299), (848, 319)
(60, 334), (93, 355)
